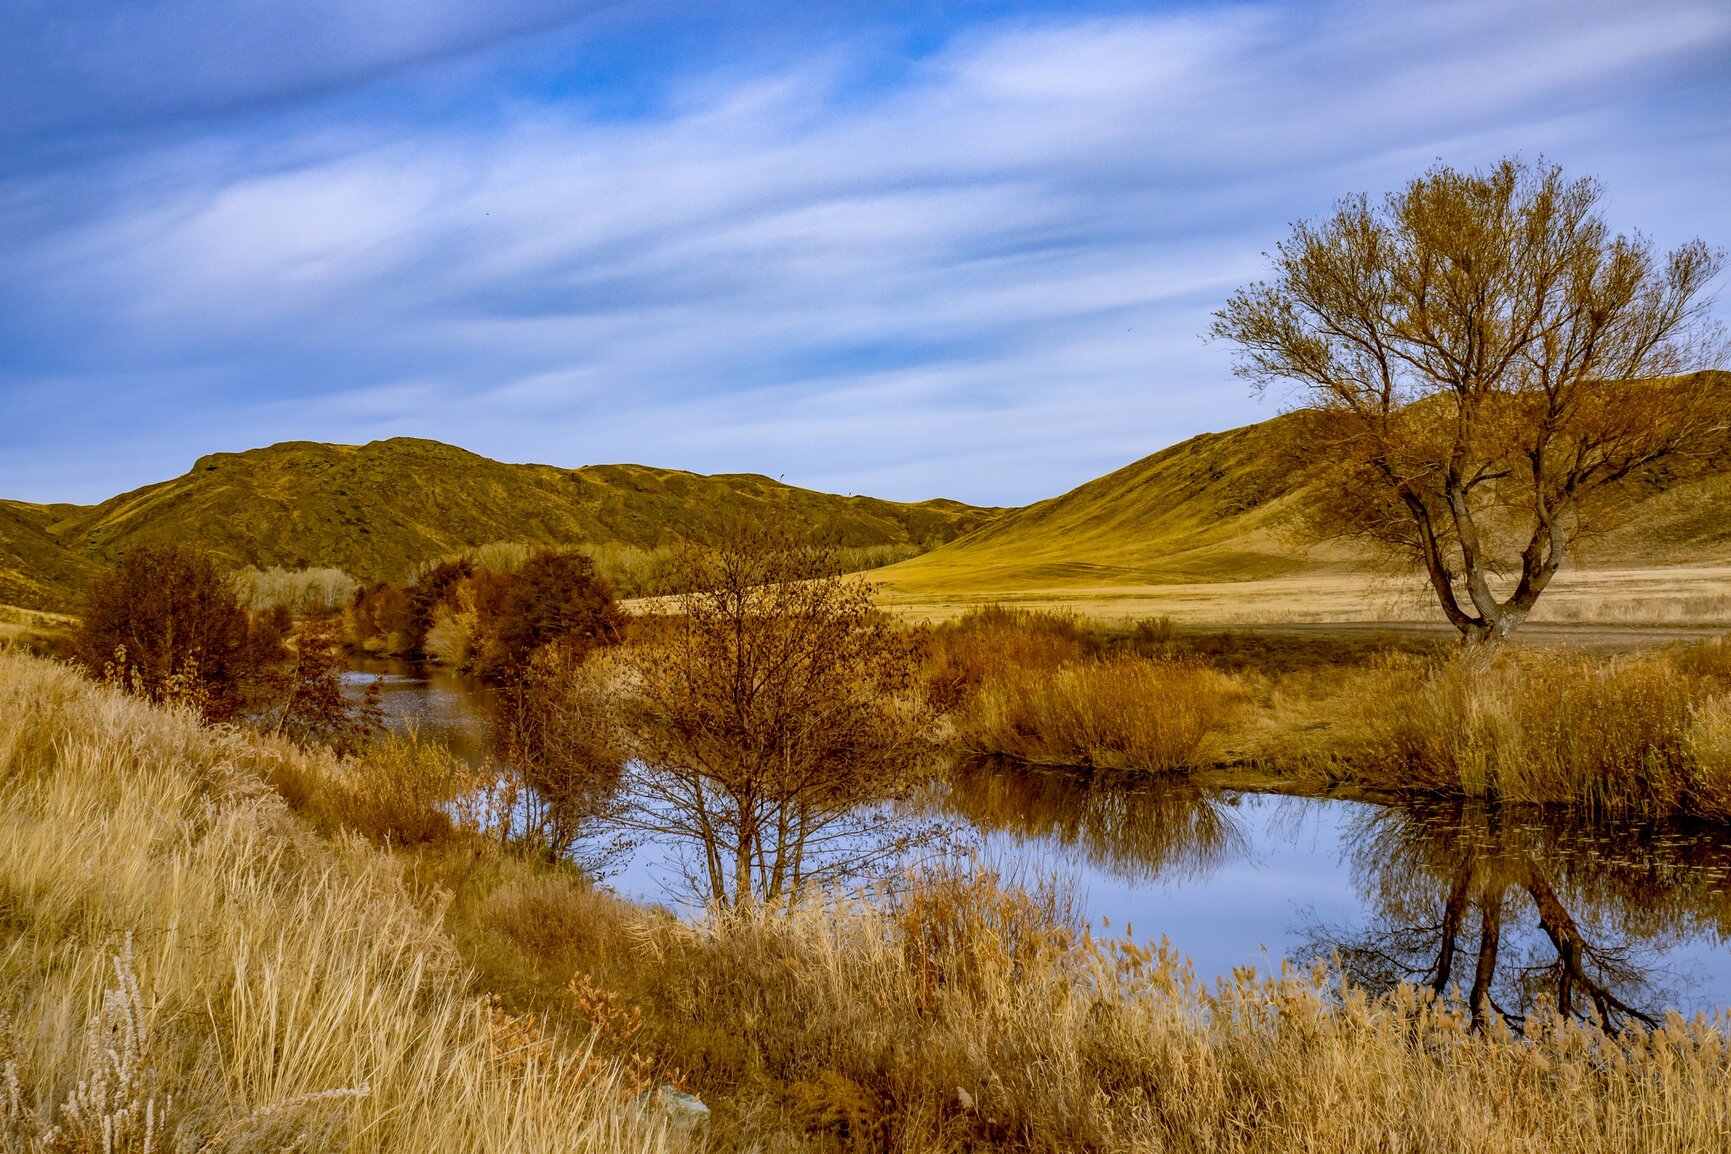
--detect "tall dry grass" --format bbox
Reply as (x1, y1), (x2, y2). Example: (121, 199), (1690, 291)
(957, 655), (1243, 774)
(1333, 640), (1731, 817)
(927, 607), (1240, 774)
(610, 869), (1731, 1153)
(232, 566), (360, 616)
(0, 652), (677, 1153)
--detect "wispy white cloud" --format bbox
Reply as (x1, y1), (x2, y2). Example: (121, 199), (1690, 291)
(1, 0), (1728, 505)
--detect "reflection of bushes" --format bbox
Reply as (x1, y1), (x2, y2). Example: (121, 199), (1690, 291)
(943, 761), (1243, 882)
(1307, 801), (1704, 1030)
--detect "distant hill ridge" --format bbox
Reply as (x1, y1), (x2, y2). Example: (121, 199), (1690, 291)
(874, 369), (1731, 597)
(0, 437), (1007, 610)
(9, 375), (1731, 614)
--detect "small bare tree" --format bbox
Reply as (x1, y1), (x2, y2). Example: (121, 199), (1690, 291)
(1212, 158), (1727, 646)
(491, 642), (629, 866)
(614, 521), (938, 909)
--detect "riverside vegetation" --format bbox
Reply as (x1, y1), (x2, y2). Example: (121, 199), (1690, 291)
(8, 651), (1731, 1153)
(926, 605), (1731, 821)
(6, 533), (1731, 1150)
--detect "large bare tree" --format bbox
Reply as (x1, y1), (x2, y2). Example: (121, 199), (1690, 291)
(1212, 158), (1726, 646)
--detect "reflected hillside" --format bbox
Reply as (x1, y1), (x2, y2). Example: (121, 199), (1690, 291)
(1302, 801), (1731, 1030)
(940, 759), (1244, 883)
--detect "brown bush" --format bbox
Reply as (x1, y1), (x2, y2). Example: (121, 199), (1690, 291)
(1343, 643), (1731, 816)
(920, 606), (1094, 713)
(73, 542), (286, 721)
(956, 655), (1244, 774)
(332, 734), (479, 846)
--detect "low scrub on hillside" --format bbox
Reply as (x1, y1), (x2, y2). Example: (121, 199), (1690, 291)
(6, 650), (1730, 1154)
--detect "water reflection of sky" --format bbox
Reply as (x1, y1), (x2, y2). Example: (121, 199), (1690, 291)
(360, 668), (1731, 1019)
(347, 660), (494, 764)
(974, 796), (1368, 980)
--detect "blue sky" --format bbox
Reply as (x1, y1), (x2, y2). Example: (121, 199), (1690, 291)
(2, 0), (1728, 506)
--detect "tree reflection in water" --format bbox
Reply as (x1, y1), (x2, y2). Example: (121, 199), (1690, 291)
(938, 758), (1245, 884)
(1298, 801), (1731, 1031)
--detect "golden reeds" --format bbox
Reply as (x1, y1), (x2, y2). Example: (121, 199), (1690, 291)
(0, 652), (670, 1153)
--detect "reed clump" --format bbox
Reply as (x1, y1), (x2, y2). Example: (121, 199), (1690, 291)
(1339, 640), (1731, 816)
(927, 607), (1242, 774)
(956, 654), (1244, 773)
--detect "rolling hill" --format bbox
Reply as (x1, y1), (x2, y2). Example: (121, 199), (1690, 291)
(873, 411), (1342, 597)
(10, 372), (1731, 617)
(0, 500), (101, 612)
(875, 370), (1731, 600)
(0, 438), (1006, 611)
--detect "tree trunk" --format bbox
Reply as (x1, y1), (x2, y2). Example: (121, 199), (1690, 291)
(1468, 888), (1503, 1029)
(1430, 865), (1472, 998)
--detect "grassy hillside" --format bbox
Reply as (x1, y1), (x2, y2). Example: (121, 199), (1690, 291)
(0, 499), (101, 610)
(880, 371), (1731, 600)
(876, 412), (1340, 596)
(10, 373), (1728, 615)
(1, 438), (1006, 609)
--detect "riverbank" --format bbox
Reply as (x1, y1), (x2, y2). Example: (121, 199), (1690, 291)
(4, 648), (1730, 1153)
(927, 608), (1731, 821)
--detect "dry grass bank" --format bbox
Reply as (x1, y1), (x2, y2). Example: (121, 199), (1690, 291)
(1311, 641), (1731, 818)
(0, 651), (673, 1153)
(8, 649), (1731, 1152)
(608, 883), (1731, 1154)
(921, 608), (1731, 820)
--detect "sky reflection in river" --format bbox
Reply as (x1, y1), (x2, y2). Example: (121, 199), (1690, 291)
(356, 665), (1731, 1019)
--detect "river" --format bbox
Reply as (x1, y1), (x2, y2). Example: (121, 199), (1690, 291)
(349, 660), (1731, 1023)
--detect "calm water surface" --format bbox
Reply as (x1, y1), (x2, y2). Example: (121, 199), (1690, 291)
(353, 663), (1731, 1022)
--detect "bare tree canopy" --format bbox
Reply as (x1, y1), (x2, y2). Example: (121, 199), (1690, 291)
(1212, 157), (1728, 645)
(616, 520), (939, 909)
